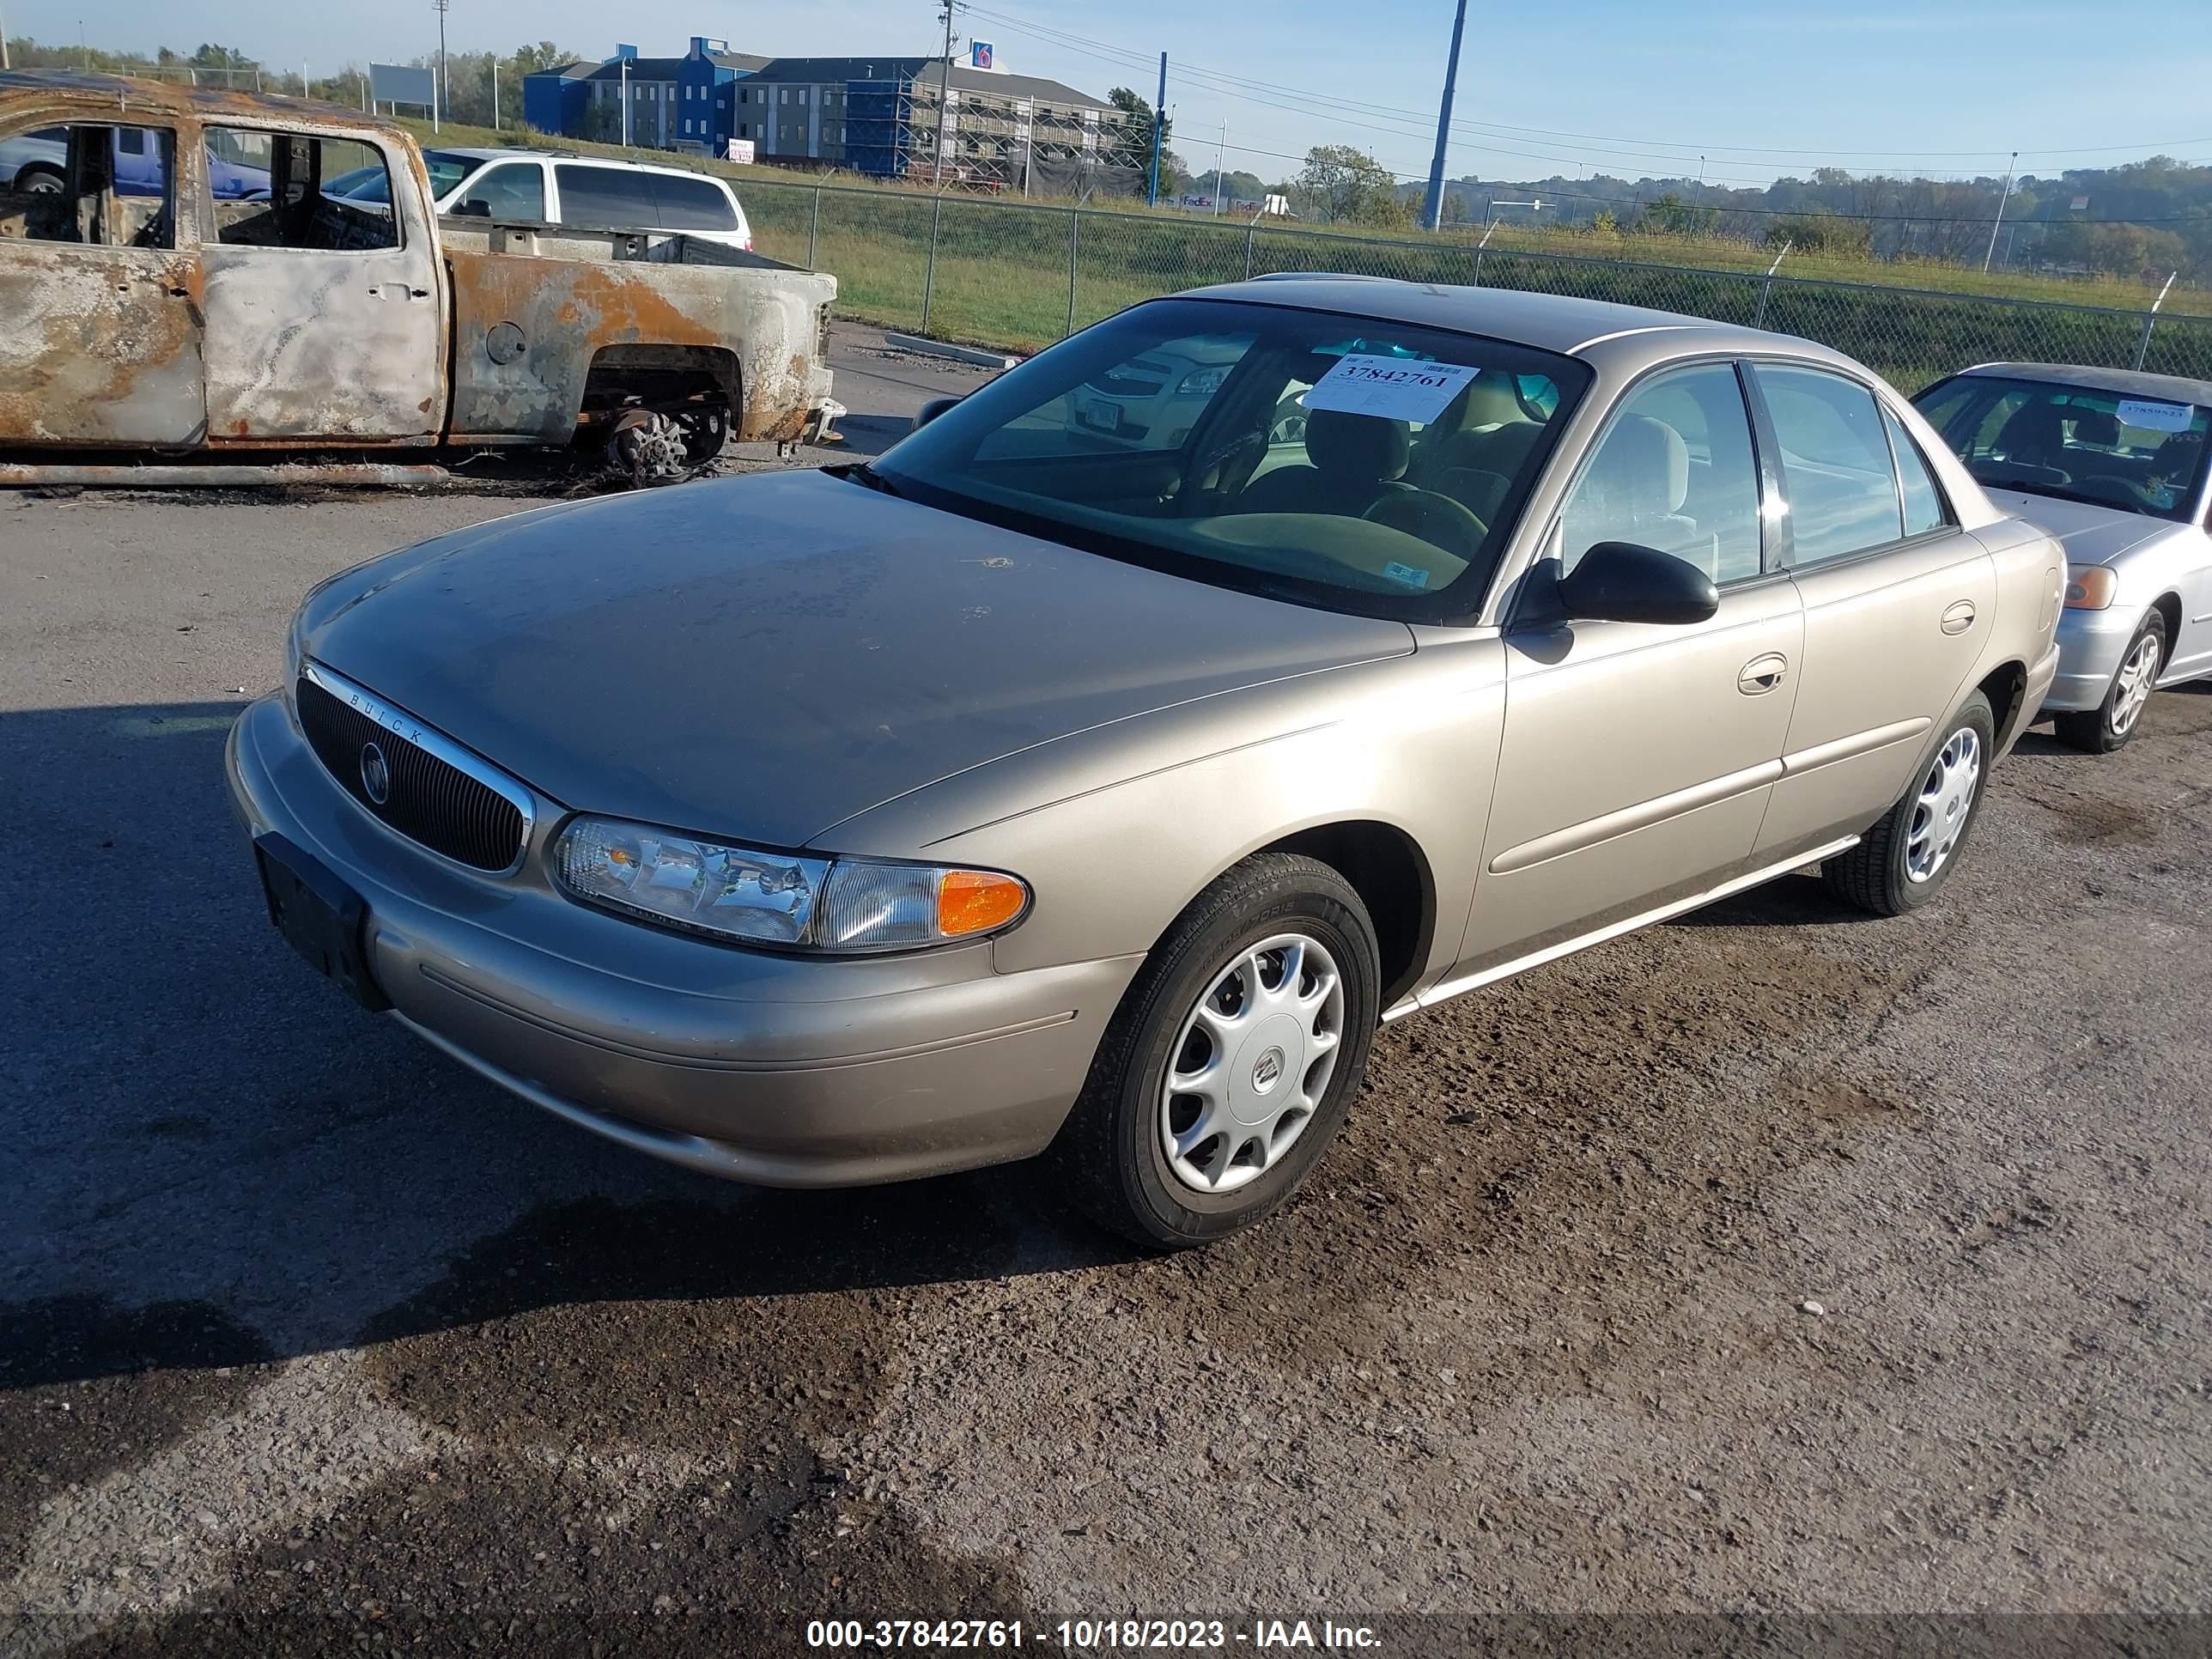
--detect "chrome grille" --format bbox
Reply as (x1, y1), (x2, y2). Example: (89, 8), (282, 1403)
(295, 667), (530, 873)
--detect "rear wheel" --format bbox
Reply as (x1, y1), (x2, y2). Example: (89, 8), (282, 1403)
(1825, 690), (1994, 916)
(2054, 611), (2165, 753)
(1048, 853), (1379, 1249)
(15, 164), (63, 195)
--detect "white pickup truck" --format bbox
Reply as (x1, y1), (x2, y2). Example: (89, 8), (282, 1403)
(0, 71), (837, 483)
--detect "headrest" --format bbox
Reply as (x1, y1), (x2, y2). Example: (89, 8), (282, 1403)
(2069, 407), (2120, 447)
(1305, 409), (1410, 482)
(1604, 415), (1689, 514)
(1996, 400), (2065, 458)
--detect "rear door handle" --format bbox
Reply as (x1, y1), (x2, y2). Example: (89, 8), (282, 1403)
(1738, 653), (1790, 695)
(1941, 599), (1977, 635)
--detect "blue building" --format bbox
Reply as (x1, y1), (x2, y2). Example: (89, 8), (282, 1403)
(523, 39), (770, 157)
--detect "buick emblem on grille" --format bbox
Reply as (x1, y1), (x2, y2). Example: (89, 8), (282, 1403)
(360, 740), (392, 805)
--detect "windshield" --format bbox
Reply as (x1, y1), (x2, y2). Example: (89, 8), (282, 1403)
(1915, 374), (2210, 523)
(335, 150), (483, 204)
(869, 297), (1590, 621)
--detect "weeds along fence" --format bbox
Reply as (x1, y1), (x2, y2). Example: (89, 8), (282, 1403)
(737, 177), (2212, 393)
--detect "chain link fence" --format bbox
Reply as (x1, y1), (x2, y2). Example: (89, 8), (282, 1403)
(737, 177), (2212, 392)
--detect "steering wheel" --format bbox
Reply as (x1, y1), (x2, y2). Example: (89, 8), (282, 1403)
(1361, 489), (1487, 563)
(2072, 473), (2149, 507)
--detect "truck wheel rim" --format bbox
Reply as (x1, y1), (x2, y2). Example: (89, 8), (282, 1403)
(1159, 933), (1344, 1196)
(1905, 727), (1981, 884)
(2110, 631), (2161, 737)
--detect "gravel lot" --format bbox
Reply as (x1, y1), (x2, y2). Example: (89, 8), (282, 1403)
(1, 330), (2208, 1656)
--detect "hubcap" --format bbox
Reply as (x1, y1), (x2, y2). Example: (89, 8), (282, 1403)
(2108, 630), (2162, 737)
(1905, 726), (1982, 884)
(1159, 933), (1345, 1195)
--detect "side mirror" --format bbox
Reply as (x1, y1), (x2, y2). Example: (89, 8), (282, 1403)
(1557, 541), (1719, 625)
(913, 395), (963, 432)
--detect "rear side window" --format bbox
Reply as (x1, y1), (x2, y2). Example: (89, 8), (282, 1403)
(1883, 408), (1948, 537)
(2, 123), (175, 249)
(453, 161), (544, 222)
(1754, 363), (1905, 566)
(651, 172), (737, 230)
(554, 164), (657, 230)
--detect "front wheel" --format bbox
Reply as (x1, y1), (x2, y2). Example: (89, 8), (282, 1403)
(1825, 690), (1995, 916)
(2054, 610), (2165, 753)
(1048, 853), (1380, 1249)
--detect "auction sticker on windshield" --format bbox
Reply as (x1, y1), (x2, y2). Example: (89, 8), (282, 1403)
(1304, 355), (1481, 424)
(2117, 398), (2196, 434)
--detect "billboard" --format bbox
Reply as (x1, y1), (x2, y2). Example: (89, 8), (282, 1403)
(368, 63), (435, 110)
(969, 41), (994, 70)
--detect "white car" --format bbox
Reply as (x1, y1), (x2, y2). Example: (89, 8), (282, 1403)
(340, 146), (754, 251)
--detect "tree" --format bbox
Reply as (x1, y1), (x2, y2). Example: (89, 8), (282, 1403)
(1107, 87), (1170, 149)
(1639, 191), (1719, 236)
(1296, 144), (1395, 223)
(2038, 220), (2188, 278)
(1765, 210), (1873, 258)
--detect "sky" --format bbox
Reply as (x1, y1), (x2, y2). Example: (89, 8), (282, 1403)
(15, 0), (2212, 189)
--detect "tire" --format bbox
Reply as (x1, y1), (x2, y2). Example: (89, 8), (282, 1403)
(1825, 690), (1996, 917)
(15, 164), (64, 195)
(2054, 610), (2166, 754)
(1048, 853), (1381, 1250)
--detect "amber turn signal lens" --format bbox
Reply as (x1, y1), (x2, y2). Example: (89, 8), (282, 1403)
(936, 870), (1028, 937)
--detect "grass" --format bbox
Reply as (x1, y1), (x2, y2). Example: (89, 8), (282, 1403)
(397, 116), (2212, 388)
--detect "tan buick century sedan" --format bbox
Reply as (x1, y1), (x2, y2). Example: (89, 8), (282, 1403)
(229, 282), (2063, 1248)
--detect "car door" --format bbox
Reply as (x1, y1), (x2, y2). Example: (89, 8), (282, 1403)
(1456, 361), (1804, 975)
(198, 126), (445, 443)
(0, 117), (204, 446)
(1748, 362), (1996, 859)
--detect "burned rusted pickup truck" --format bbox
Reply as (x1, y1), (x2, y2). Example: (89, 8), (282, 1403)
(0, 71), (838, 485)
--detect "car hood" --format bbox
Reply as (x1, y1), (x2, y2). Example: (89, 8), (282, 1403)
(1984, 488), (2170, 567)
(305, 470), (1413, 848)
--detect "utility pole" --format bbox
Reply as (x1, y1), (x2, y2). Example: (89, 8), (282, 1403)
(1213, 116), (1225, 216)
(2, 4), (11, 72)
(933, 0), (955, 185)
(1146, 51), (1164, 208)
(621, 58), (629, 147)
(491, 58), (500, 130)
(1982, 149), (2019, 274)
(432, 0), (448, 129)
(1420, 0), (1468, 232)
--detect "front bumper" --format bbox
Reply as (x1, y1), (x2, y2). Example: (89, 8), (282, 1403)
(226, 692), (1137, 1188)
(2041, 603), (2142, 714)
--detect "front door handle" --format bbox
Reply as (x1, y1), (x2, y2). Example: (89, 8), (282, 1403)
(1941, 599), (1978, 635)
(1738, 652), (1790, 695)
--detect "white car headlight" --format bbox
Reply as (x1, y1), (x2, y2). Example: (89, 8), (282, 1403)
(553, 815), (1029, 953)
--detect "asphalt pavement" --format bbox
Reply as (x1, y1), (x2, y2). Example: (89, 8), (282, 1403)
(1, 331), (2208, 1656)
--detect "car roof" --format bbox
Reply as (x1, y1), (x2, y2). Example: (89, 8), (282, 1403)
(423, 146), (526, 161)
(1946, 361), (2212, 405)
(1179, 277), (1860, 370)
(536, 153), (736, 185)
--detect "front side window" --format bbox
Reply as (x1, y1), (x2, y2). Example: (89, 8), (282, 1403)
(209, 131), (398, 251)
(1754, 363), (1904, 566)
(872, 297), (1591, 622)
(451, 161), (544, 222)
(1914, 374), (2210, 523)
(1559, 363), (1765, 585)
(0, 122), (175, 248)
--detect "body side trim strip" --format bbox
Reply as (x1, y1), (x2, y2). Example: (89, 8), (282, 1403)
(1486, 758), (1784, 875)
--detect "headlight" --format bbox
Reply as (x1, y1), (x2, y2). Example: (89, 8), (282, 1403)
(554, 816), (1029, 953)
(1177, 366), (1230, 398)
(2064, 565), (2118, 611)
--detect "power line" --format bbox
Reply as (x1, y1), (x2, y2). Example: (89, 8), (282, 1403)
(956, 2), (2209, 183)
